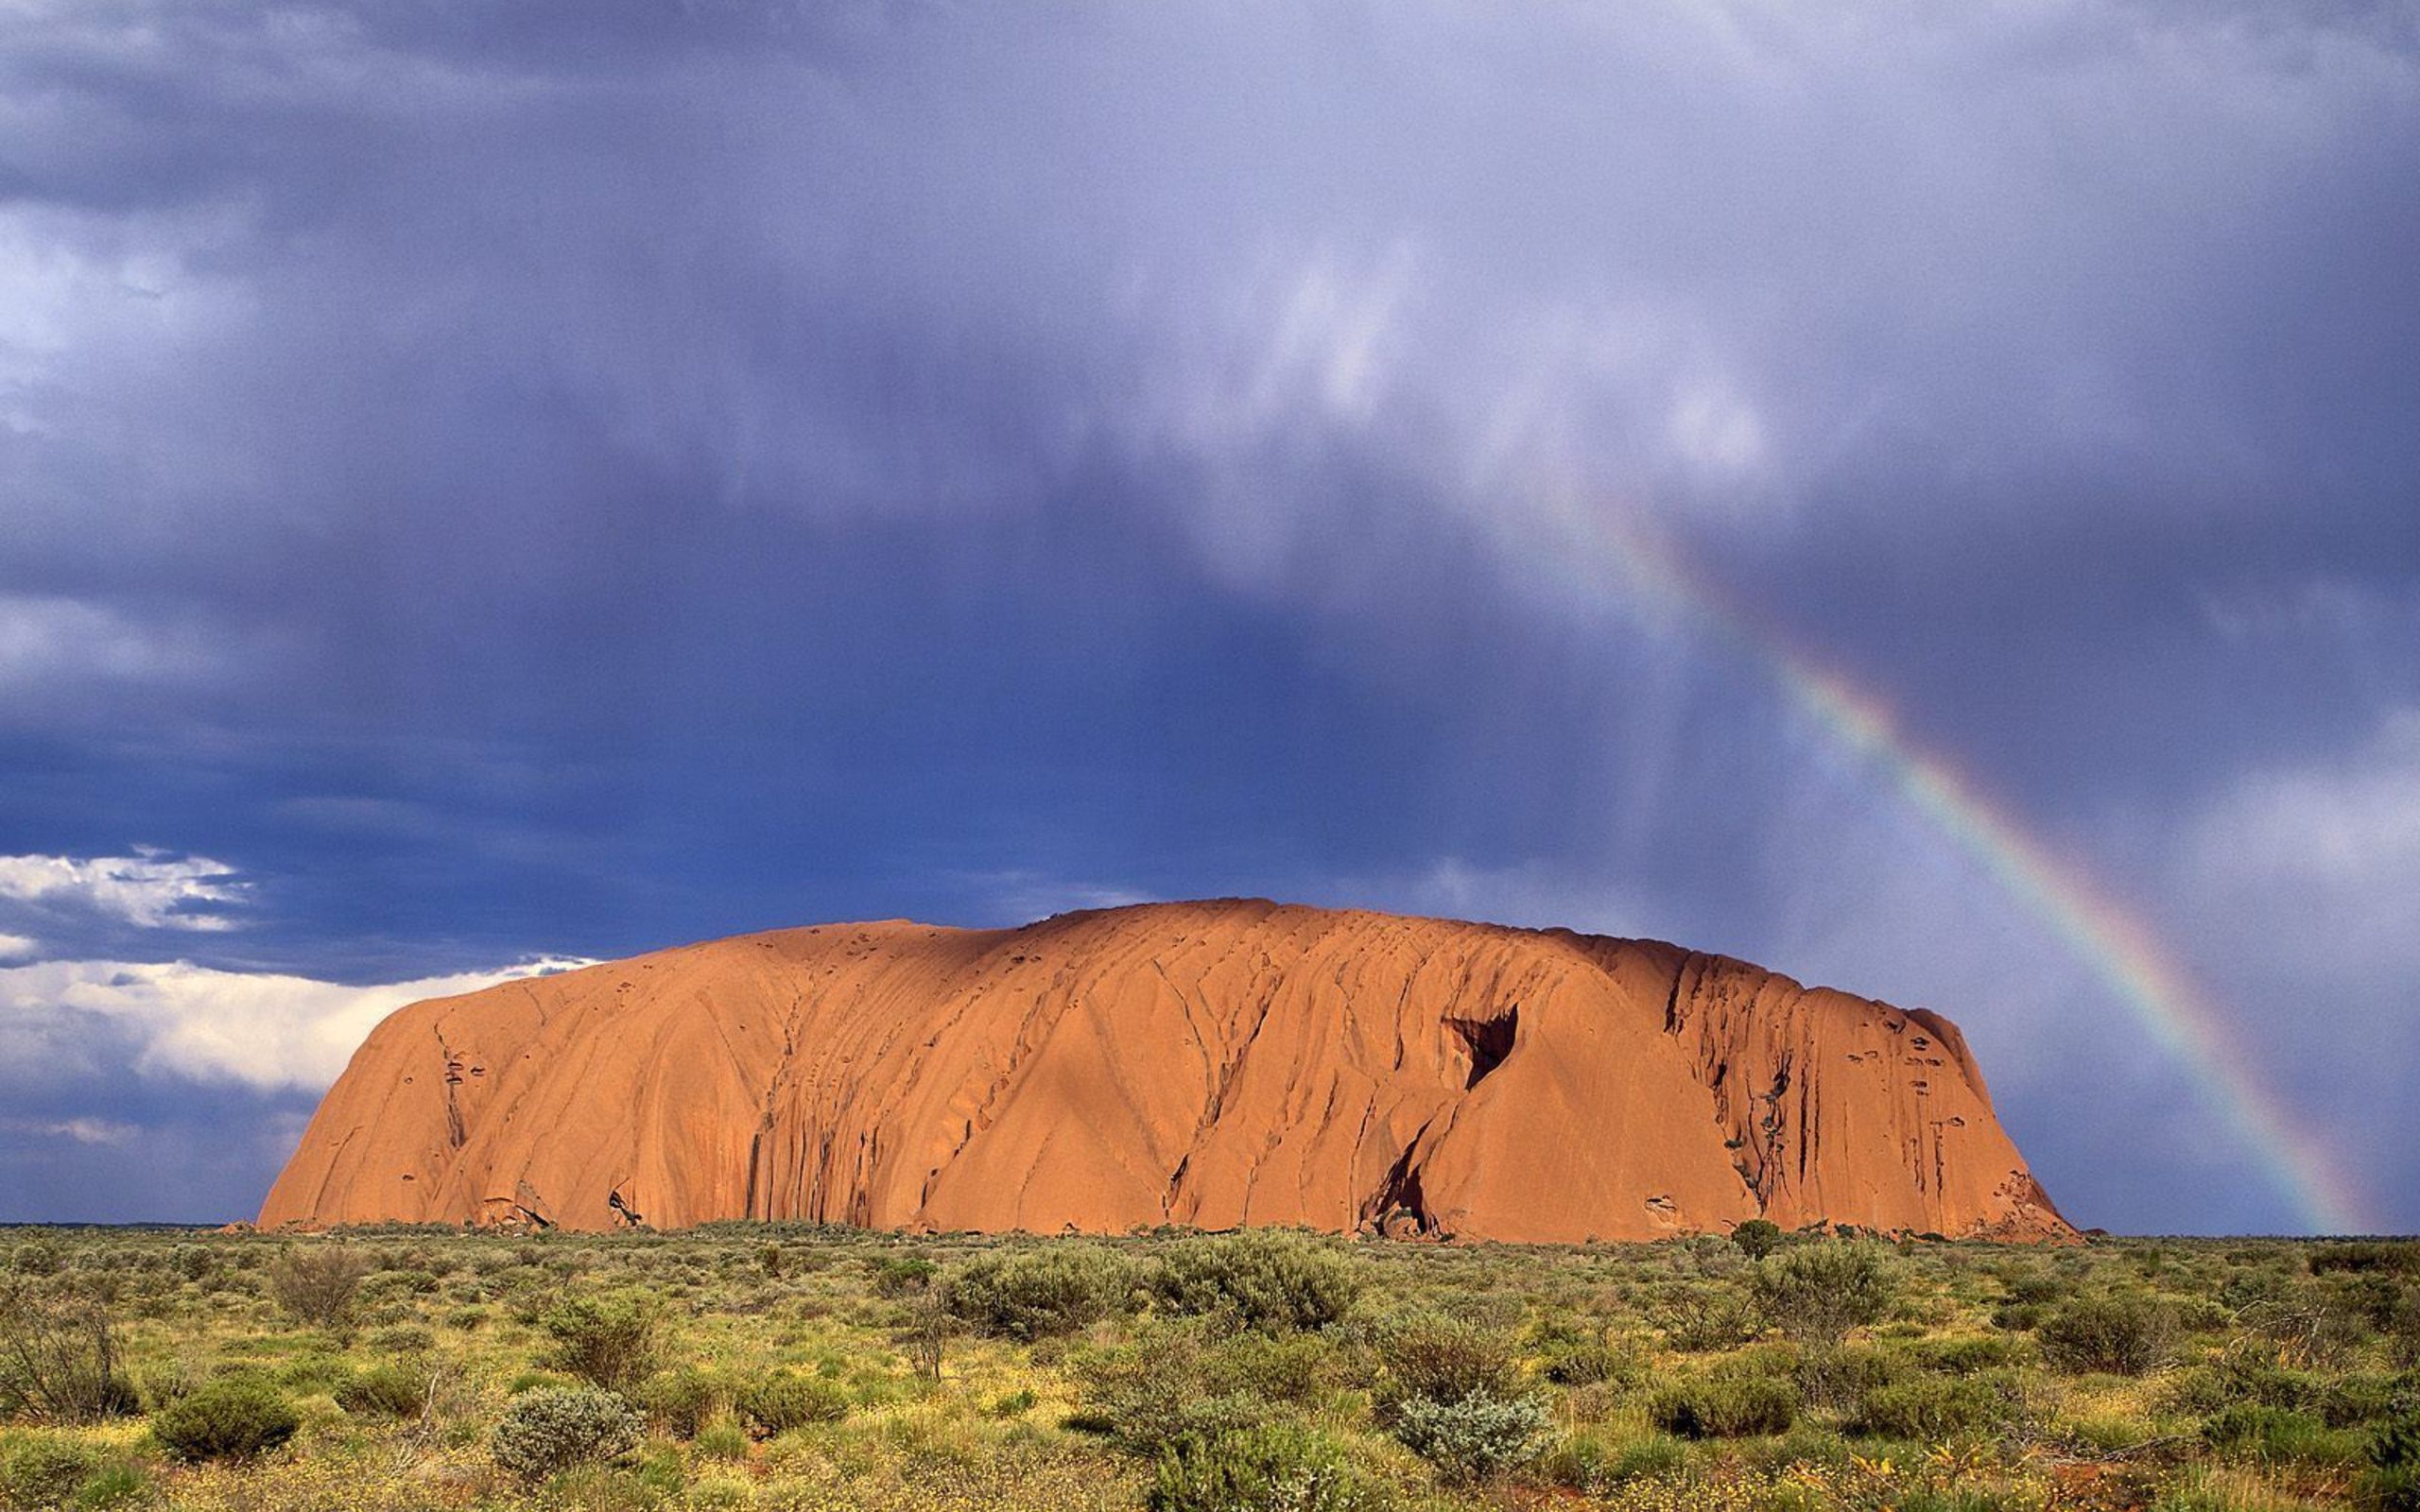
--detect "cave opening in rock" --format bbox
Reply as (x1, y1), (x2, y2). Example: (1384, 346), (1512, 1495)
(1445, 1006), (1518, 1089)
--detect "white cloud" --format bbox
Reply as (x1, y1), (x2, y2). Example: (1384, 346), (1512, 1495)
(2169, 709), (2420, 1226)
(1357, 855), (1659, 941)
(0, 933), (34, 962)
(0, 849), (246, 931)
(2199, 576), (2420, 645)
(0, 195), (256, 480)
(0, 954), (593, 1091)
(1667, 375), (1771, 484)
(0, 1116), (138, 1146)
(953, 869), (1156, 928)
(1243, 243), (1416, 431)
(2183, 708), (2420, 977)
(0, 595), (221, 695)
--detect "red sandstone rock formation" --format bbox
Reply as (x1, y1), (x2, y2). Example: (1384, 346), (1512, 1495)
(259, 900), (2069, 1242)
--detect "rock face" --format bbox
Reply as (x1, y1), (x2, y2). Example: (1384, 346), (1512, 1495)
(259, 900), (2070, 1242)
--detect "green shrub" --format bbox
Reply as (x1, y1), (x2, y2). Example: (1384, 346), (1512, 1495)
(1070, 1326), (1265, 1454)
(1653, 1286), (1761, 1352)
(1370, 1312), (1520, 1423)
(2197, 1403), (2363, 1467)
(506, 1370), (576, 1396)
(366, 1324), (435, 1355)
(945, 1246), (1134, 1340)
(0, 1288), (138, 1424)
(151, 1378), (301, 1462)
(2372, 1386), (2420, 1509)
(539, 1293), (660, 1390)
(1150, 1423), (1373, 1511)
(2335, 1279), (2410, 1337)
(2312, 1374), (2401, 1431)
(2370, 1465), (2420, 1512)
(1731, 1220), (1785, 1260)
(2164, 1350), (2314, 1416)
(1650, 1375), (1799, 1438)
(1212, 1331), (1334, 1406)
(2389, 1305), (2420, 1373)
(2311, 1243), (2420, 1278)
(2169, 1297), (2234, 1335)
(1908, 1335), (2028, 1376)
(2038, 1297), (2174, 1376)
(1540, 1338), (1644, 1388)
(360, 1268), (441, 1302)
(1150, 1231), (1361, 1334)
(334, 1362), (427, 1420)
(489, 1386), (642, 1481)
(2238, 1288), (2373, 1367)
(693, 1418), (749, 1462)
(2375, 1390), (2420, 1469)
(0, 1435), (101, 1509)
(1391, 1387), (1550, 1484)
(2066, 1416), (2153, 1454)
(2219, 1268), (2291, 1314)
(63, 1460), (144, 1510)
(265, 1246), (370, 1336)
(738, 1371), (850, 1435)
(1793, 1345), (1908, 1413)
(1540, 1431), (1616, 1492)
(271, 1352), (351, 1396)
(868, 1256), (937, 1297)
(1610, 1434), (1691, 1482)
(1850, 1377), (2006, 1439)
(1542, 1431), (1690, 1490)
(1752, 1241), (1900, 1346)
(1997, 1268), (2071, 1306)
(1896, 1491), (2030, 1512)
(1745, 1423), (1858, 1474)
(640, 1367), (730, 1439)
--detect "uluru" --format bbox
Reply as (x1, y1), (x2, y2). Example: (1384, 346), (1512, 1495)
(261, 899), (2070, 1242)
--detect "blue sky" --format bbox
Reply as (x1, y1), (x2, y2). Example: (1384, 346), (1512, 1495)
(2, 1), (2415, 1232)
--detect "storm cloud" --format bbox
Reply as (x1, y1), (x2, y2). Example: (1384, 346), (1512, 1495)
(2, 0), (2415, 1229)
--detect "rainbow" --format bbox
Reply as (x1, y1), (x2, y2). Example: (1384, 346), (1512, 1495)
(1530, 487), (2373, 1235)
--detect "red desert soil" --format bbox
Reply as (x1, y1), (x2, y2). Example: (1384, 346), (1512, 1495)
(261, 899), (2070, 1242)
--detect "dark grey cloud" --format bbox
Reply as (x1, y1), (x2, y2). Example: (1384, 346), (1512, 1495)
(1, 0), (2414, 1229)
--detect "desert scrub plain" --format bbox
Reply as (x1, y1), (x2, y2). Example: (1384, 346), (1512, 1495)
(1, 1225), (2416, 1512)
